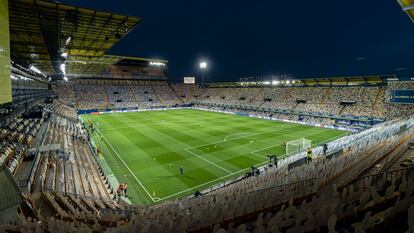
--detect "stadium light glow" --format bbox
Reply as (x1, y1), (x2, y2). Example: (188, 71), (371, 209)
(263, 81), (271, 85)
(29, 65), (42, 75)
(149, 61), (166, 67)
(60, 63), (66, 75)
(286, 80), (291, 84)
(61, 52), (68, 58)
(199, 61), (207, 69)
(272, 80), (279, 85)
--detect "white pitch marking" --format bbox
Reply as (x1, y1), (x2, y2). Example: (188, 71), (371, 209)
(223, 132), (253, 141)
(160, 119), (205, 126)
(156, 133), (347, 202)
(185, 125), (296, 151)
(89, 112), (347, 203)
(91, 122), (156, 202)
(184, 148), (233, 174)
(155, 159), (269, 202)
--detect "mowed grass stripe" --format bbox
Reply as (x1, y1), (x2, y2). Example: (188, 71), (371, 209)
(190, 126), (336, 170)
(92, 114), (231, 198)
(86, 112), (246, 201)
(116, 114), (235, 174)
(82, 109), (349, 204)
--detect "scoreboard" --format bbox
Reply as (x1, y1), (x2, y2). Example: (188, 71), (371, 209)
(184, 77), (195, 84)
(389, 89), (414, 104)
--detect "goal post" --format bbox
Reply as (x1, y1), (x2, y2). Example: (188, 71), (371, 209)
(286, 138), (312, 155)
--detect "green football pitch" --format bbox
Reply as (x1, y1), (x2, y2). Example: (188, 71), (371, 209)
(81, 109), (348, 205)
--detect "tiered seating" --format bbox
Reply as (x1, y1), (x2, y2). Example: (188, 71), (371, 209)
(1, 114), (413, 232)
(0, 117), (44, 174)
(106, 85), (138, 108)
(74, 84), (108, 110)
(52, 84), (76, 106)
(197, 86), (389, 118)
(45, 101), (78, 121)
(151, 81), (182, 106)
(31, 116), (112, 201)
(130, 81), (163, 108)
(171, 84), (200, 103)
(54, 81), (414, 121)
(223, 167), (414, 233)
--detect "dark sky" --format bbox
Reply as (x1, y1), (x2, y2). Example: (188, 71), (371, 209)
(60, 0), (414, 83)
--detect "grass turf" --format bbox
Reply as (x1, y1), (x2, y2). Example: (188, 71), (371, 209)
(81, 109), (348, 205)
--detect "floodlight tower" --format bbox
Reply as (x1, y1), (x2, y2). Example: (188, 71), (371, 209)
(199, 61), (207, 87)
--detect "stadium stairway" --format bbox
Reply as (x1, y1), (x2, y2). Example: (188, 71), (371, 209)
(129, 84), (141, 107)
(321, 88), (331, 105)
(168, 82), (185, 104)
(103, 85), (111, 109)
(372, 87), (384, 108)
(338, 105), (347, 115)
(152, 85), (165, 106)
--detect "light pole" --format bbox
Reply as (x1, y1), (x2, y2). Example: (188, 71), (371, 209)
(199, 61), (207, 87)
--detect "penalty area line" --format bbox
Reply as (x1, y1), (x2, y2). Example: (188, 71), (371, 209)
(184, 148), (233, 174)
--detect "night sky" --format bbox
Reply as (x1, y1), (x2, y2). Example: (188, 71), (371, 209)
(60, 0), (414, 83)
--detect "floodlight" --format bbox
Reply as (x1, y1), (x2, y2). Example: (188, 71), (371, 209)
(29, 65), (42, 75)
(199, 62), (207, 69)
(60, 63), (66, 74)
(286, 80), (291, 84)
(149, 61), (166, 67)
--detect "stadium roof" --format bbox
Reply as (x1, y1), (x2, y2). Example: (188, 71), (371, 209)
(8, 0), (165, 80)
(397, 0), (414, 22)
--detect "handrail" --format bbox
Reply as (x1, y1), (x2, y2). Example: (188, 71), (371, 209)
(25, 120), (50, 194)
(345, 165), (414, 192)
(41, 189), (117, 205)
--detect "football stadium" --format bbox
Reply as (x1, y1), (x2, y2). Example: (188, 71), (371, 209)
(0, 0), (414, 232)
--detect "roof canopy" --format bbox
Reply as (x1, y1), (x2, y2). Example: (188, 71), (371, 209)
(9, 0), (144, 79)
(397, 0), (414, 23)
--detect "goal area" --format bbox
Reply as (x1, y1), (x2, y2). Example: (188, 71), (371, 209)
(286, 138), (312, 155)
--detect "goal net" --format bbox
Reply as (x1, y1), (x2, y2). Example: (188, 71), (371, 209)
(286, 138), (312, 155)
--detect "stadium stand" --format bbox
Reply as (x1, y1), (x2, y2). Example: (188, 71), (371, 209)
(48, 79), (414, 132)
(2, 0), (414, 232)
(1, 111), (413, 232)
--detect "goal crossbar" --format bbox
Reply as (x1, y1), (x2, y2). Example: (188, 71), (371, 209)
(286, 138), (311, 155)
